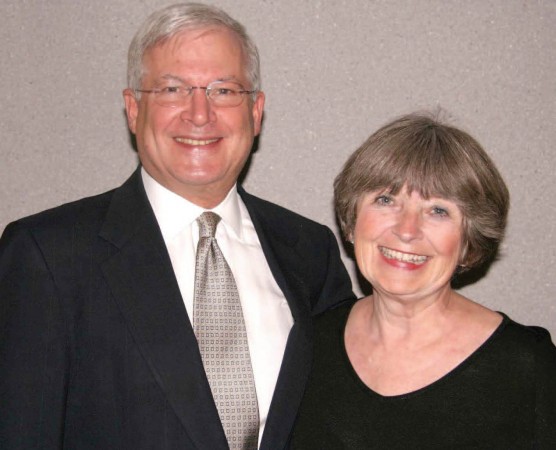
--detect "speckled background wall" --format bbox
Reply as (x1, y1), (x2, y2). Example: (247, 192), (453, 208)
(1, 1), (555, 335)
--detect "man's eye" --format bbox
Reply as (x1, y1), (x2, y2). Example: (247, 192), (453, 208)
(161, 86), (182, 95)
(214, 87), (236, 96)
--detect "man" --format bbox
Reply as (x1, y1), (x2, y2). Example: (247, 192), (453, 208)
(0, 3), (354, 449)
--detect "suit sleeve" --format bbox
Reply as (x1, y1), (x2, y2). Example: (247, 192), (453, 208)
(0, 222), (69, 449)
(311, 227), (355, 316)
(535, 330), (556, 448)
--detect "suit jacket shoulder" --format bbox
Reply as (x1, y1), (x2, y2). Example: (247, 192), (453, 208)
(239, 187), (355, 316)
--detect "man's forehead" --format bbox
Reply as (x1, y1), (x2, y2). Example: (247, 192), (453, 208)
(140, 26), (248, 85)
(149, 26), (241, 54)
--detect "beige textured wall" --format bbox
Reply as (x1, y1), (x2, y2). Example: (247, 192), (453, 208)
(1, 1), (555, 335)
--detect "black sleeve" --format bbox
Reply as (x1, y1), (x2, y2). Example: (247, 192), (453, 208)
(534, 329), (556, 448)
(0, 222), (69, 449)
(311, 226), (355, 316)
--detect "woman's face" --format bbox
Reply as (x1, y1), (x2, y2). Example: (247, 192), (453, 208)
(353, 187), (464, 302)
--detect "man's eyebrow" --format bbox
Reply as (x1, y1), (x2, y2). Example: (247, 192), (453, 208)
(157, 74), (187, 84)
(155, 74), (240, 84)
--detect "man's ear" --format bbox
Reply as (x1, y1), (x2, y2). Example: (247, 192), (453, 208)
(123, 88), (138, 134)
(252, 91), (265, 136)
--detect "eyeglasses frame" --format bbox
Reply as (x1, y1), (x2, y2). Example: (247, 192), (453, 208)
(134, 80), (257, 108)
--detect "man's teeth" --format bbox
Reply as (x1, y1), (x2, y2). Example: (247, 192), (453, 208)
(175, 137), (218, 145)
(380, 247), (428, 264)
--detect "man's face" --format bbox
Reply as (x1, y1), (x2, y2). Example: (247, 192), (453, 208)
(123, 27), (264, 208)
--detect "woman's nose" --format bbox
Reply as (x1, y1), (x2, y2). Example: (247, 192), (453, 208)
(392, 209), (423, 242)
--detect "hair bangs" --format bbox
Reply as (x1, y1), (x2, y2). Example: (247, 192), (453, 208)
(364, 127), (468, 203)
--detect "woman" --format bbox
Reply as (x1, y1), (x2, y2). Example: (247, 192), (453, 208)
(291, 113), (556, 449)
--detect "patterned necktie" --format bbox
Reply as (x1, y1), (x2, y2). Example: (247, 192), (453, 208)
(193, 212), (259, 450)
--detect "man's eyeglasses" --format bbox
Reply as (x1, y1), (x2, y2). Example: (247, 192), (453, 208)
(135, 80), (256, 108)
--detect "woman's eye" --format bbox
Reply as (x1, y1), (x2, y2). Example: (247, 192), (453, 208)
(375, 195), (393, 206)
(432, 206), (448, 217)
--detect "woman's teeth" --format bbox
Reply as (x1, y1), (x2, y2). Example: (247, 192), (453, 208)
(379, 247), (428, 264)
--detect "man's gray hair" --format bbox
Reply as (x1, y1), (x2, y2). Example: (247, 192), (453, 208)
(127, 3), (261, 92)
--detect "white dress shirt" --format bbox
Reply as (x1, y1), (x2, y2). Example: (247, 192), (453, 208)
(141, 169), (293, 443)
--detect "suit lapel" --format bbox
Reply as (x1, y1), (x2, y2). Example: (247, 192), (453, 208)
(99, 170), (228, 449)
(97, 175), (313, 449)
(240, 189), (313, 450)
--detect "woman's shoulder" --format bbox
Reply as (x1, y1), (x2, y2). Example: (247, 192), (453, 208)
(316, 298), (358, 319)
(501, 313), (554, 343)
(313, 298), (358, 334)
(496, 313), (556, 364)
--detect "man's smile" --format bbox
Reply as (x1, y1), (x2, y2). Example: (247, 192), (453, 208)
(174, 137), (220, 146)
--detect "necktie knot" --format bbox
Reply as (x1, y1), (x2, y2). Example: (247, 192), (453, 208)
(197, 211), (221, 238)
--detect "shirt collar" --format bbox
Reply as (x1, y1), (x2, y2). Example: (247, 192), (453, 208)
(141, 168), (243, 241)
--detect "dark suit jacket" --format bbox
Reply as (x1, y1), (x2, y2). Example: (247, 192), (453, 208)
(0, 169), (354, 449)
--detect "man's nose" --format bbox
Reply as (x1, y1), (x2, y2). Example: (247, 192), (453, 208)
(180, 88), (214, 126)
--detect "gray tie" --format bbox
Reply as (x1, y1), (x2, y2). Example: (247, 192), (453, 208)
(193, 212), (259, 450)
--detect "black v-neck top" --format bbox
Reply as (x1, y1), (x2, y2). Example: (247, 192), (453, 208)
(291, 301), (556, 449)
